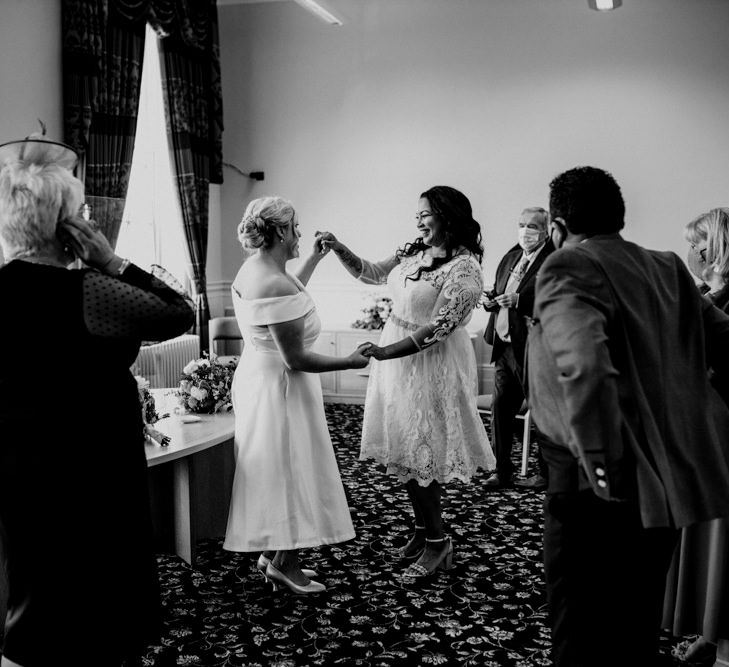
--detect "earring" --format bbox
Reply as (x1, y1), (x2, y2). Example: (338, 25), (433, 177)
(279, 238), (284, 243)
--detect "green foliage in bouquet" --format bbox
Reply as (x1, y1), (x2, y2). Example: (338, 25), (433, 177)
(352, 294), (393, 330)
(176, 353), (238, 414)
(135, 376), (167, 425)
(135, 376), (171, 446)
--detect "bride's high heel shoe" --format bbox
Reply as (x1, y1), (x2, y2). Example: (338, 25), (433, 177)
(403, 537), (454, 578)
(256, 554), (317, 579)
(265, 563), (326, 594)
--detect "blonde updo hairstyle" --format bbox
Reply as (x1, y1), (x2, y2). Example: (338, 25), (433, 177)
(237, 196), (295, 251)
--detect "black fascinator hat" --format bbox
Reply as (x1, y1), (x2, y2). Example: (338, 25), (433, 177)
(0, 120), (78, 170)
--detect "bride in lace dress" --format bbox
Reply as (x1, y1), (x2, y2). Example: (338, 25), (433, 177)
(318, 186), (495, 577)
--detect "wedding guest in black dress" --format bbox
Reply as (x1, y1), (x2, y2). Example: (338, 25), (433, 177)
(0, 134), (194, 666)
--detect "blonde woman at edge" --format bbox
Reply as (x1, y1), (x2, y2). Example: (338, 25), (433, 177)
(223, 196), (370, 594)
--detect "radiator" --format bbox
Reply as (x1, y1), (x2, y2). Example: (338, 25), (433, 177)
(130, 334), (200, 388)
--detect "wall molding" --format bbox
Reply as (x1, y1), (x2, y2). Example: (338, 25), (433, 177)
(208, 279), (232, 318)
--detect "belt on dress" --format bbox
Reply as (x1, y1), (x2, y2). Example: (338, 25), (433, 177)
(388, 313), (419, 331)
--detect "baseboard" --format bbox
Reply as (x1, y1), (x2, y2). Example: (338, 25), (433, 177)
(324, 395), (366, 405)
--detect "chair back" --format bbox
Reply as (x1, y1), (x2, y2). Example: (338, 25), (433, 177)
(210, 316), (243, 356)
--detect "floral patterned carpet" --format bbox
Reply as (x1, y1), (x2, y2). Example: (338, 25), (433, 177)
(130, 404), (688, 667)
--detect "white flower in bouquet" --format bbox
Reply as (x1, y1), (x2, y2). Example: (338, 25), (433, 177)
(183, 360), (199, 375)
(176, 352), (237, 414)
(190, 386), (208, 402)
(352, 293), (393, 330)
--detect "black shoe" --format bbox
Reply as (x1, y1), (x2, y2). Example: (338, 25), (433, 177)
(514, 474), (547, 491)
(484, 472), (512, 489)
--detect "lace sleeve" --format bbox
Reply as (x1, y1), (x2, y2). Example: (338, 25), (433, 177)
(82, 264), (195, 340)
(410, 257), (483, 350)
(358, 255), (400, 285)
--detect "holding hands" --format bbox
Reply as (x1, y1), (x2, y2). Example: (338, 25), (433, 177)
(315, 231), (340, 255)
(348, 343), (373, 369)
(356, 342), (388, 361)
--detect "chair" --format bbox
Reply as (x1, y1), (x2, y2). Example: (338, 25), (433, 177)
(209, 316), (243, 357)
(476, 394), (532, 477)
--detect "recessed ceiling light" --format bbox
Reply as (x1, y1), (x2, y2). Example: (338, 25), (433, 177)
(588, 0), (623, 10)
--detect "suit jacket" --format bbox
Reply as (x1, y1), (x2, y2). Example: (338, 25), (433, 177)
(484, 240), (554, 366)
(526, 233), (729, 529)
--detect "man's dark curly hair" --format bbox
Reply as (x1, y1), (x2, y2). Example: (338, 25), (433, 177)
(396, 185), (484, 281)
(549, 166), (625, 236)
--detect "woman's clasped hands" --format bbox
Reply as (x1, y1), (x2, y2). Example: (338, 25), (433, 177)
(315, 230), (340, 254)
(349, 343), (374, 368)
(357, 342), (388, 360)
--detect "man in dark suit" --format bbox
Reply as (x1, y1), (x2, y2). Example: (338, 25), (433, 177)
(527, 166), (729, 667)
(483, 207), (554, 489)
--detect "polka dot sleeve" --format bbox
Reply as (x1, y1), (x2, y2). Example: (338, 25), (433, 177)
(82, 264), (195, 340)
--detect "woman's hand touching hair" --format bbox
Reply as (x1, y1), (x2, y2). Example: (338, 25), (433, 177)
(57, 216), (122, 273)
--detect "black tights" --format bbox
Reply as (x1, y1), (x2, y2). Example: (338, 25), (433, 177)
(405, 479), (444, 540)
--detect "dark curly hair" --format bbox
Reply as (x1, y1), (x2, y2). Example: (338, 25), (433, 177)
(549, 166), (625, 236)
(396, 185), (483, 281)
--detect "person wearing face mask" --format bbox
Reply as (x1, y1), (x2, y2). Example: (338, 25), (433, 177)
(482, 207), (554, 490)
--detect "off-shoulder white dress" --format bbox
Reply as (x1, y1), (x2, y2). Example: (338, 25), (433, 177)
(223, 276), (355, 552)
(359, 250), (495, 486)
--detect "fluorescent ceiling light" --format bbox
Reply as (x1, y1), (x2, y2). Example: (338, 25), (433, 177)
(292, 0), (343, 25)
(588, 0), (622, 10)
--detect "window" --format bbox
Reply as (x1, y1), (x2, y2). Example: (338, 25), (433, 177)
(116, 24), (190, 289)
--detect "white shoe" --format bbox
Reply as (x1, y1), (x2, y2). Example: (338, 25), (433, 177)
(265, 563), (326, 594)
(256, 554), (317, 578)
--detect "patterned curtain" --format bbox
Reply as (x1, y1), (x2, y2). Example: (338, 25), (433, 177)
(62, 1), (146, 248)
(63, 0), (224, 353)
(154, 0), (224, 353)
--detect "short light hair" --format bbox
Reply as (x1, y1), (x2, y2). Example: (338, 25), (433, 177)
(685, 207), (729, 280)
(237, 196), (295, 250)
(520, 206), (549, 230)
(0, 158), (84, 258)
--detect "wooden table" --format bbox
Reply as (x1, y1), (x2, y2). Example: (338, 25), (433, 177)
(145, 391), (235, 564)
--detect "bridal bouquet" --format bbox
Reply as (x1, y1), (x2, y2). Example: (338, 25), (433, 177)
(352, 294), (393, 330)
(176, 353), (237, 414)
(135, 376), (171, 446)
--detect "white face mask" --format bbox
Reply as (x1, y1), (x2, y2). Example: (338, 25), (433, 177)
(518, 227), (544, 253)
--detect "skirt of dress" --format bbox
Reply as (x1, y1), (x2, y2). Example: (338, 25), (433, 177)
(361, 322), (495, 485)
(223, 349), (355, 552)
(662, 517), (729, 643)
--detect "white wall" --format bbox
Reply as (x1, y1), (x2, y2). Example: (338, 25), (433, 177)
(0, 0), (63, 264)
(0, 0), (63, 140)
(217, 0), (729, 328)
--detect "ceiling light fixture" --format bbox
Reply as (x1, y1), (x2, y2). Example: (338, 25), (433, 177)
(588, 0), (622, 10)
(292, 0), (343, 26)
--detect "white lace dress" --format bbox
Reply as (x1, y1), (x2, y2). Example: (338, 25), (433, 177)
(223, 277), (356, 552)
(359, 250), (495, 485)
